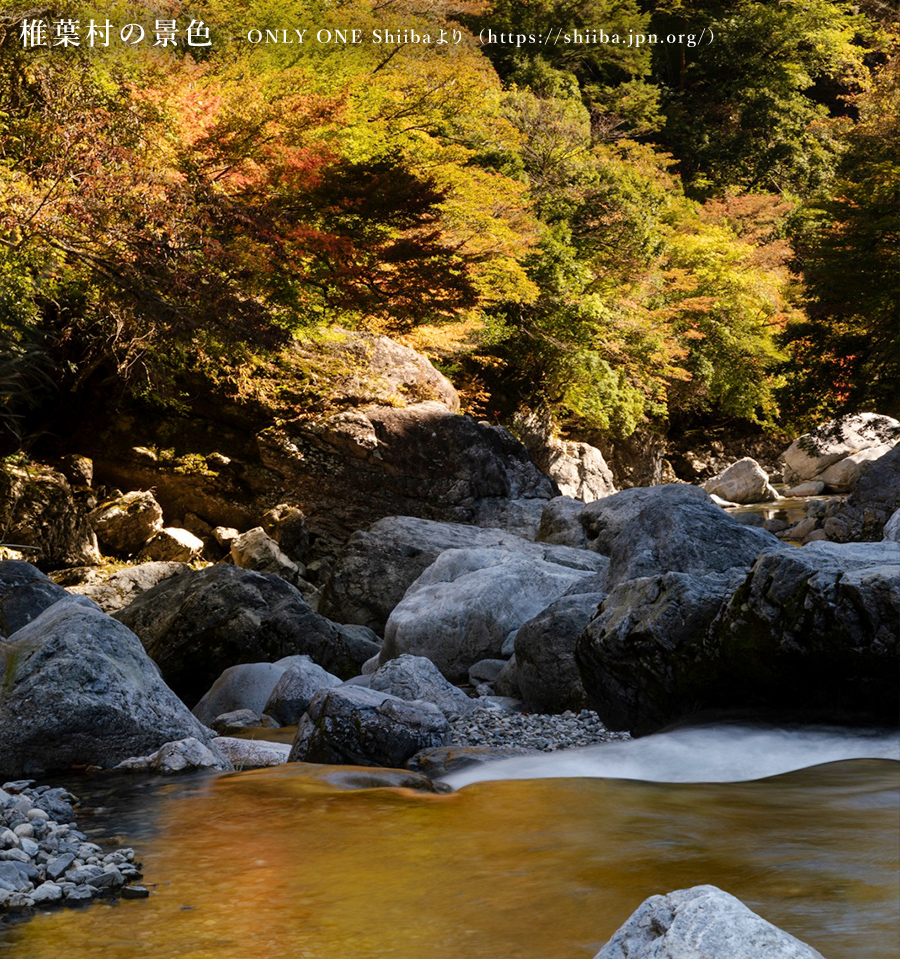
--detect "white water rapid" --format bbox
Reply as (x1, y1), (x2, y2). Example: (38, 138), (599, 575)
(443, 723), (900, 789)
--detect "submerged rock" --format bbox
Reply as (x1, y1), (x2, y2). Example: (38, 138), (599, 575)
(116, 737), (233, 774)
(594, 884), (825, 959)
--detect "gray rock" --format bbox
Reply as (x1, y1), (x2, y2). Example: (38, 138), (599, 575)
(46, 854), (75, 881)
(817, 445), (900, 542)
(884, 508), (900, 542)
(115, 564), (380, 706)
(0, 561), (70, 637)
(782, 412), (899, 492)
(209, 709), (273, 733)
(370, 655), (476, 720)
(467, 659), (508, 685)
(784, 480), (826, 497)
(88, 490), (163, 555)
(536, 496), (588, 549)
(703, 457), (778, 504)
(192, 662), (288, 726)
(212, 737), (291, 768)
(511, 410), (617, 502)
(116, 737), (233, 774)
(31, 881), (64, 905)
(261, 399), (555, 562)
(380, 548), (596, 682)
(705, 541), (900, 722)
(318, 515), (604, 634)
(582, 485), (710, 556)
(576, 571), (742, 734)
(0, 464), (100, 568)
(468, 498), (545, 540)
(230, 527), (305, 586)
(594, 885), (825, 959)
(289, 685), (449, 768)
(602, 485), (779, 589)
(136, 527), (204, 563)
(0, 861), (31, 892)
(515, 580), (607, 714)
(0, 598), (213, 778)
(70, 561), (189, 613)
(263, 656), (343, 725)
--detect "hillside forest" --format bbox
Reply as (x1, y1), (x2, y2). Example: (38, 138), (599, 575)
(0, 0), (898, 454)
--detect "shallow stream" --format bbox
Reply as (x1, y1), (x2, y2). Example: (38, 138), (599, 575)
(2, 724), (897, 959)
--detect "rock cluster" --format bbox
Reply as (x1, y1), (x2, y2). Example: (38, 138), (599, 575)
(0, 781), (146, 912)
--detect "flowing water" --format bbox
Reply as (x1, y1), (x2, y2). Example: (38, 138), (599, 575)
(1, 725), (897, 959)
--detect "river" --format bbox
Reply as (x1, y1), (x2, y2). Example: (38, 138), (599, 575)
(1, 724), (897, 959)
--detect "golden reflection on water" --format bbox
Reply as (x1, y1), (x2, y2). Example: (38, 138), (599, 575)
(4, 760), (898, 959)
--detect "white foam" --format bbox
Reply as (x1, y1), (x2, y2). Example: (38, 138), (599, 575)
(443, 724), (900, 789)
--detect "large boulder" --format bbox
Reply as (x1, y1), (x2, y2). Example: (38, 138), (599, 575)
(576, 571), (742, 733)
(702, 457), (778, 504)
(704, 542), (900, 722)
(369, 654), (477, 720)
(813, 444), (900, 543)
(782, 412), (899, 492)
(379, 548), (598, 683)
(0, 597), (212, 778)
(69, 561), (189, 613)
(258, 401), (556, 558)
(115, 564), (380, 706)
(0, 464), (100, 568)
(594, 885), (825, 959)
(0, 561), (70, 637)
(288, 685), (449, 767)
(263, 655), (343, 725)
(602, 486), (779, 589)
(581, 485), (709, 556)
(514, 575), (607, 714)
(511, 409), (617, 502)
(87, 490), (164, 555)
(320, 515), (606, 633)
(192, 662), (289, 726)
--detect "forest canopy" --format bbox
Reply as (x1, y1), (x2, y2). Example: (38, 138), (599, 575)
(1, 0), (897, 451)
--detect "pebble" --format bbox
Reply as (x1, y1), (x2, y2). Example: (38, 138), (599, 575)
(0, 781), (145, 916)
(449, 706), (631, 752)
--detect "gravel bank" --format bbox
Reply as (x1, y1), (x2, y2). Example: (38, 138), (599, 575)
(449, 705), (631, 753)
(0, 780), (147, 914)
